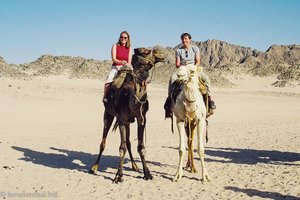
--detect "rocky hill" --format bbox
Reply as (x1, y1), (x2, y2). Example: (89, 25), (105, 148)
(1, 40), (300, 87)
(154, 40), (300, 87)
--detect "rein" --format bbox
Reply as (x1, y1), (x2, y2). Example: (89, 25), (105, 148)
(185, 106), (197, 142)
(131, 70), (149, 155)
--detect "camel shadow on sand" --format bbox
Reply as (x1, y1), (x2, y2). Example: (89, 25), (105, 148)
(205, 147), (300, 166)
(11, 146), (172, 180)
(225, 186), (299, 200)
(11, 146), (129, 173)
(162, 146), (300, 166)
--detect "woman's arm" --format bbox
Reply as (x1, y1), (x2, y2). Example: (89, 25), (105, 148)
(127, 48), (132, 65)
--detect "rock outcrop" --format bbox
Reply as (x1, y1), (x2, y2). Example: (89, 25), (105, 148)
(1, 40), (300, 87)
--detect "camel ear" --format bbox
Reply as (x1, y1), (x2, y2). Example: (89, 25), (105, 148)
(183, 101), (187, 109)
(152, 49), (164, 63)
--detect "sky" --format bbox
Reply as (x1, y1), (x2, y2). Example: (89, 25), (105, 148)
(1, 0), (300, 64)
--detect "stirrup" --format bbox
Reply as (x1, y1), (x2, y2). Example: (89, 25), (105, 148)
(209, 100), (216, 110)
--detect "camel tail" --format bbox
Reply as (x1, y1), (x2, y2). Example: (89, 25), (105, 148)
(171, 115), (174, 134)
(112, 120), (119, 132)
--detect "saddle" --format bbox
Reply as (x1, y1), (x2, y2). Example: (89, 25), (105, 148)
(164, 79), (213, 118)
(111, 65), (133, 89)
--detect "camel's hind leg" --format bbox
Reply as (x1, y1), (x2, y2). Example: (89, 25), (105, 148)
(89, 111), (114, 174)
(173, 121), (186, 182)
(185, 122), (197, 173)
(125, 125), (139, 171)
(197, 118), (210, 182)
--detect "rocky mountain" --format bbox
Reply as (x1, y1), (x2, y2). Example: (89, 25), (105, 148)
(1, 40), (300, 87)
(19, 55), (112, 80)
(154, 40), (300, 87)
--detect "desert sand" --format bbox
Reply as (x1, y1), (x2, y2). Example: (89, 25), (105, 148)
(1, 75), (300, 200)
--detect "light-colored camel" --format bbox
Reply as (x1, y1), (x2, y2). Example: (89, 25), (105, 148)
(172, 64), (210, 182)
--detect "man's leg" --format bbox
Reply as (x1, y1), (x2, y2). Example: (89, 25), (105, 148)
(198, 71), (216, 109)
(165, 73), (179, 118)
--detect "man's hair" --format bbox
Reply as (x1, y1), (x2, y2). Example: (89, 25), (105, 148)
(181, 33), (192, 40)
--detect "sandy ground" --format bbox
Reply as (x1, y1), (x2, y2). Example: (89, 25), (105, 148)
(1, 75), (300, 200)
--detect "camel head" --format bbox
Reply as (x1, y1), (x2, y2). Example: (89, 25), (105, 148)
(132, 47), (165, 81)
(176, 66), (189, 83)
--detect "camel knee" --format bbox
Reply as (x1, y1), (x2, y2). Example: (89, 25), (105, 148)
(100, 140), (106, 150)
(137, 144), (145, 155)
(197, 148), (205, 158)
(126, 140), (132, 148)
(179, 149), (185, 157)
(119, 142), (127, 157)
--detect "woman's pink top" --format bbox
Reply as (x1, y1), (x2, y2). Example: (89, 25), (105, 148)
(113, 45), (130, 66)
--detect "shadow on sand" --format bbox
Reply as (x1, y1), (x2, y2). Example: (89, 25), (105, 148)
(225, 186), (299, 200)
(11, 146), (125, 172)
(11, 146), (172, 180)
(162, 146), (300, 166)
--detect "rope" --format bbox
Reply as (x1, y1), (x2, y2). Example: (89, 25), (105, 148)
(133, 93), (148, 156)
(133, 94), (147, 125)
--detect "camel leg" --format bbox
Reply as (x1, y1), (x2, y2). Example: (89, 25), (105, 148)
(113, 124), (127, 183)
(184, 126), (191, 171)
(188, 125), (197, 173)
(137, 118), (153, 180)
(185, 123), (197, 173)
(125, 125), (139, 171)
(205, 119), (209, 143)
(89, 111), (114, 174)
(173, 121), (186, 182)
(197, 118), (210, 182)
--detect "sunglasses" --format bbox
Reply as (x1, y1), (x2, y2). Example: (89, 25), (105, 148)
(185, 51), (188, 58)
(120, 36), (128, 39)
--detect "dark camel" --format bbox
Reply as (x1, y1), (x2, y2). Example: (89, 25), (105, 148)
(89, 48), (164, 183)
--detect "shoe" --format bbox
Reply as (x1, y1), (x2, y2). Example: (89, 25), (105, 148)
(209, 100), (216, 109)
(102, 97), (108, 104)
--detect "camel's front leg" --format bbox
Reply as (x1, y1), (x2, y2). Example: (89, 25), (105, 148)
(125, 125), (139, 171)
(173, 121), (186, 182)
(188, 125), (197, 173)
(197, 119), (210, 182)
(137, 118), (152, 180)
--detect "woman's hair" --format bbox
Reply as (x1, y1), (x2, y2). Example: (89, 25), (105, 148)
(117, 31), (131, 48)
(180, 32), (192, 40)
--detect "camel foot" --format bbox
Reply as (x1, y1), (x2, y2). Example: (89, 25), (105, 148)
(201, 174), (211, 182)
(143, 169), (153, 180)
(173, 171), (182, 182)
(89, 164), (98, 174)
(184, 165), (197, 173)
(132, 162), (139, 172)
(113, 175), (124, 183)
(190, 166), (197, 173)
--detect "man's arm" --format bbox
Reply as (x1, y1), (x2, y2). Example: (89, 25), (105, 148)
(175, 49), (181, 68)
(195, 52), (200, 67)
